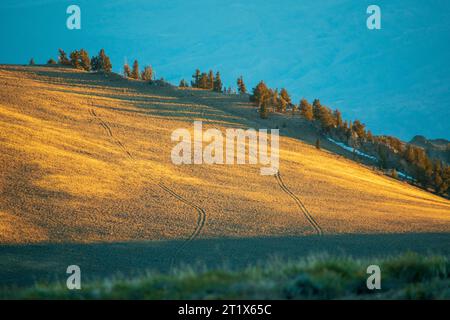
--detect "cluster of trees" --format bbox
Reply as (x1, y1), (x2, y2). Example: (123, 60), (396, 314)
(29, 50), (450, 197)
(191, 69), (223, 92)
(69, 49), (91, 71)
(251, 87), (374, 145)
(297, 97), (449, 196)
(300, 98), (371, 140)
(123, 60), (153, 81)
(250, 83), (370, 140)
(249, 81), (449, 196)
(379, 138), (449, 195)
(179, 79), (189, 87)
(181, 71), (247, 95)
(52, 49), (154, 81)
(250, 81), (292, 118)
(56, 48), (112, 72)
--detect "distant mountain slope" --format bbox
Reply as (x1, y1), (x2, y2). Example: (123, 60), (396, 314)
(410, 135), (450, 164)
(2, 1), (450, 140)
(1, 65), (449, 244)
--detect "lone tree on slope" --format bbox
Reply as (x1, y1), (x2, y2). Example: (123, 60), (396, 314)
(213, 72), (223, 92)
(141, 66), (153, 81)
(123, 63), (131, 78)
(237, 76), (247, 94)
(179, 79), (189, 87)
(131, 60), (140, 79)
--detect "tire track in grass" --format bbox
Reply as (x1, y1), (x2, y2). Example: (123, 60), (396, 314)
(90, 109), (133, 160)
(275, 171), (323, 236)
(158, 182), (207, 267)
(89, 107), (207, 267)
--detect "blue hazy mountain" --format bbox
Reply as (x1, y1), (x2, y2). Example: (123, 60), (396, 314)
(1, 0), (449, 140)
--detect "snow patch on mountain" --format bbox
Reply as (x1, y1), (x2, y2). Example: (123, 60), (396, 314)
(327, 137), (378, 162)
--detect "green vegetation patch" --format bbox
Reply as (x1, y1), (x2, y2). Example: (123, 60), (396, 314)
(2, 253), (449, 300)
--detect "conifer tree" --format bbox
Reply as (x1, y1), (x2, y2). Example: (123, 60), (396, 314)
(438, 166), (449, 195)
(100, 49), (112, 72)
(312, 99), (322, 119)
(213, 72), (223, 92)
(208, 70), (214, 90)
(271, 89), (279, 112)
(91, 56), (99, 71)
(343, 120), (348, 130)
(191, 69), (201, 87)
(131, 60), (139, 79)
(279, 88), (291, 109)
(316, 138), (321, 150)
(79, 49), (90, 71)
(123, 63), (131, 78)
(352, 120), (366, 139)
(300, 98), (313, 121)
(91, 49), (112, 73)
(259, 101), (269, 119)
(58, 49), (70, 65)
(333, 109), (343, 128)
(199, 73), (208, 89)
(29, 58), (35, 65)
(318, 106), (335, 131)
(69, 50), (80, 68)
(179, 79), (189, 87)
(251, 81), (270, 107)
(237, 76), (247, 94)
(141, 66), (153, 81)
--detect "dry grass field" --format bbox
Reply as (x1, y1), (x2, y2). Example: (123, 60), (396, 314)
(1, 65), (449, 244)
(1, 65), (449, 288)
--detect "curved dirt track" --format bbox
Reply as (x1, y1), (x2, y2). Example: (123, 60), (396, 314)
(158, 182), (207, 244)
(89, 108), (134, 159)
(158, 182), (207, 267)
(89, 107), (207, 260)
(275, 171), (323, 235)
(91, 106), (317, 239)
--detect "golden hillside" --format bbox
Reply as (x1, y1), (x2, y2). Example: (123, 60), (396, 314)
(1, 65), (449, 244)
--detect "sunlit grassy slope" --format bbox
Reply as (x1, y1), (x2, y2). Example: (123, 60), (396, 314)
(0, 65), (449, 244)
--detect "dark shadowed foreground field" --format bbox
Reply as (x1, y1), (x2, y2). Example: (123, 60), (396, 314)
(3, 251), (450, 299)
(1, 233), (449, 289)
